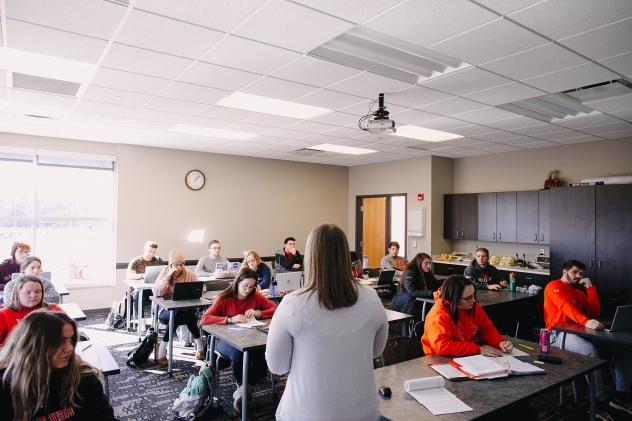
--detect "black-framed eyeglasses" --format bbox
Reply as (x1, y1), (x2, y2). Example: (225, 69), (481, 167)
(460, 293), (476, 302)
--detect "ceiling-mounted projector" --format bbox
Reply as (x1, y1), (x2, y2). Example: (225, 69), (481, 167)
(358, 93), (396, 136)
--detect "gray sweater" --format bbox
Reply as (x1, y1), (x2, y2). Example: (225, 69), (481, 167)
(195, 255), (229, 276)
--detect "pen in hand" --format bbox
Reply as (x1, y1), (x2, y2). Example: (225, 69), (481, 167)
(81, 344), (93, 351)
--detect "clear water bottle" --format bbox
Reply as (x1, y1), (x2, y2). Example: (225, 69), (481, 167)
(271, 280), (278, 297)
(362, 255), (369, 269)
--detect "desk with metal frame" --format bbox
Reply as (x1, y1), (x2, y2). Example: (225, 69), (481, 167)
(59, 302), (86, 321)
(75, 340), (120, 400)
(385, 309), (414, 336)
(125, 279), (155, 342)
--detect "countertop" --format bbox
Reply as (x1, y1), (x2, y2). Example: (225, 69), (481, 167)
(432, 256), (550, 276)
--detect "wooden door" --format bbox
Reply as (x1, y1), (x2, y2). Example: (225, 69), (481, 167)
(538, 189), (550, 245)
(460, 194), (479, 240)
(497, 192), (517, 243)
(362, 197), (387, 268)
(478, 192), (497, 242)
(517, 190), (539, 244)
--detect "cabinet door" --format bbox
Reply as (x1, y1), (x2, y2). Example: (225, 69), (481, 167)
(496, 192), (517, 243)
(444, 195), (460, 239)
(460, 193), (479, 240)
(596, 184), (632, 297)
(517, 190), (539, 244)
(550, 186), (596, 279)
(478, 193), (497, 242)
(538, 189), (550, 245)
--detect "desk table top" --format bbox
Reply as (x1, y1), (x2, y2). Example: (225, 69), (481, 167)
(202, 322), (269, 352)
(553, 322), (632, 348)
(76, 340), (120, 376)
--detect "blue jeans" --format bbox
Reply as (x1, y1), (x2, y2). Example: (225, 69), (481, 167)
(158, 309), (200, 342)
(215, 340), (267, 385)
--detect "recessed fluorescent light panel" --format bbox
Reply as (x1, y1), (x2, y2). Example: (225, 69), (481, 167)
(0, 47), (96, 85)
(308, 143), (376, 155)
(498, 93), (599, 123)
(170, 124), (257, 140)
(394, 125), (463, 142)
(216, 92), (330, 120)
(309, 26), (469, 84)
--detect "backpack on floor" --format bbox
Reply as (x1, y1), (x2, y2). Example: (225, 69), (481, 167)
(126, 327), (158, 368)
(106, 295), (127, 330)
(169, 365), (214, 419)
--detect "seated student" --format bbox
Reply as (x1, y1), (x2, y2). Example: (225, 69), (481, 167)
(241, 250), (272, 289)
(392, 253), (442, 318)
(0, 242), (31, 302)
(0, 310), (115, 420)
(0, 276), (63, 346)
(152, 250), (204, 364)
(195, 240), (229, 277)
(274, 237), (303, 272)
(545, 260), (632, 416)
(380, 241), (407, 271)
(463, 247), (508, 290)
(201, 268), (277, 413)
(126, 241), (164, 324)
(3, 256), (60, 304)
(350, 251), (363, 278)
(421, 275), (513, 356)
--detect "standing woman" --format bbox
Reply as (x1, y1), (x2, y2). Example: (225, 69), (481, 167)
(241, 250), (272, 289)
(2, 256), (61, 304)
(0, 275), (63, 346)
(392, 253), (441, 317)
(0, 310), (115, 420)
(266, 224), (389, 421)
(152, 249), (205, 363)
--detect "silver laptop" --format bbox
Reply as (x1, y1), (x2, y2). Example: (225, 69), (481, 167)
(607, 305), (632, 332)
(226, 261), (240, 272)
(143, 265), (167, 284)
(275, 271), (303, 292)
(12, 271), (51, 281)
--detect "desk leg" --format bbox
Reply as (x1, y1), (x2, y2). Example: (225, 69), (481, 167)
(208, 335), (218, 406)
(242, 350), (249, 421)
(59, 294), (64, 304)
(168, 309), (175, 376)
(401, 321), (406, 337)
(152, 304), (159, 362)
(137, 291), (143, 342)
(126, 288), (132, 330)
(587, 371), (596, 421)
(105, 377), (110, 400)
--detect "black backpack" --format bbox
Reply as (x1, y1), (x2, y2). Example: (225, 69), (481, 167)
(126, 327), (158, 368)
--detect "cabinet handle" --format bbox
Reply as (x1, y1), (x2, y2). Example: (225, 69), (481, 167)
(493, 232), (496, 240)
(461, 231), (464, 239)
(498, 232), (502, 240)
(589, 260), (593, 268)
(540, 234), (544, 242)
(598, 260), (602, 269)
(455, 231), (459, 239)
(533, 233), (538, 242)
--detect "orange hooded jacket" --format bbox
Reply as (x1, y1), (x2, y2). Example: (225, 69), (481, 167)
(421, 291), (504, 356)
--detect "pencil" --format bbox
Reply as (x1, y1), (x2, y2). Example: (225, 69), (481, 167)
(81, 344), (93, 351)
(518, 343), (534, 351)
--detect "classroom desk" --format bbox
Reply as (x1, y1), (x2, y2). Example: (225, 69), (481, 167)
(59, 302), (86, 321)
(553, 322), (632, 348)
(53, 282), (70, 303)
(385, 309), (414, 336)
(374, 340), (605, 420)
(75, 340), (120, 399)
(202, 322), (269, 421)
(150, 296), (212, 376)
(125, 279), (155, 341)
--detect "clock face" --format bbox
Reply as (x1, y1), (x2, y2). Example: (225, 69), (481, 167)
(185, 170), (205, 191)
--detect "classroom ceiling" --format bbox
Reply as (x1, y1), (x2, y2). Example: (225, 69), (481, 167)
(0, 0), (631, 166)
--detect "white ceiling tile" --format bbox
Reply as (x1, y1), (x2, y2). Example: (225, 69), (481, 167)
(143, 97), (206, 114)
(388, 85), (453, 108)
(429, 18), (548, 65)
(599, 52), (632, 78)
(364, 0), (497, 47)
(271, 56), (362, 87)
(322, 127), (367, 139)
(474, 0), (543, 15)
(310, 111), (359, 127)
(196, 105), (258, 122)
(450, 124), (498, 137)
(483, 115), (543, 130)
(584, 93), (632, 113)
(555, 114), (622, 129)
(241, 77), (320, 100)
(242, 113), (299, 128)
(134, 0), (267, 32)
(473, 131), (530, 141)
(511, 122), (564, 135)
(6, 0), (127, 39)
(580, 121), (632, 135)
(418, 97), (487, 116)
(610, 109), (632, 121)
(463, 82), (543, 105)
(509, 0), (632, 40)
(329, 72), (412, 98)
(76, 99), (137, 118)
(181, 116), (234, 129)
(116, 9), (225, 59)
(390, 109), (442, 124)
(264, 128), (315, 140)
(177, 61), (261, 91)
(121, 118), (173, 131)
(298, 89), (366, 110)
(560, 18), (632, 62)
(481, 43), (587, 80)
(493, 136), (537, 145)
(91, 68), (169, 95)
(418, 117), (471, 130)
(285, 120), (338, 134)
(10, 89), (76, 109)
(340, 100), (407, 117)
(292, 0), (404, 24)
(420, 67), (512, 96)
(454, 107), (519, 123)
(132, 108), (189, 123)
(233, 0), (354, 52)
(553, 134), (603, 144)
(7, 19), (107, 63)
(82, 86), (151, 107)
(102, 44), (193, 79)
(158, 81), (229, 105)
(471, 143), (522, 153)
(201, 36), (300, 74)
(67, 111), (124, 125)
(532, 129), (583, 141)
(522, 63), (618, 93)
(519, 140), (560, 148)
(598, 128), (632, 139)
(225, 122), (277, 135)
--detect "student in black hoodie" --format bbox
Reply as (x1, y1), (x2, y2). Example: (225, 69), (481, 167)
(0, 310), (116, 420)
(463, 247), (508, 290)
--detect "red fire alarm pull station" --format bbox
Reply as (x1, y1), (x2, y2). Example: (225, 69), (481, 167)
(417, 193), (424, 201)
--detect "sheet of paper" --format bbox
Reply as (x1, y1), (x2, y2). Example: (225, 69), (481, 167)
(235, 318), (265, 328)
(408, 387), (473, 415)
(508, 346), (529, 357)
(430, 364), (468, 380)
(487, 356), (545, 375)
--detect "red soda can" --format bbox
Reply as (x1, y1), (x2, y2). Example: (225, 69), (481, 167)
(539, 328), (550, 353)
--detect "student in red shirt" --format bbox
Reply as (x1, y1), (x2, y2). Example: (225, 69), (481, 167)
(545, 260), (632, 416)
(421, 275), (513, 356)
(201, 268), (277, 412)
(0, 275), (63, 346)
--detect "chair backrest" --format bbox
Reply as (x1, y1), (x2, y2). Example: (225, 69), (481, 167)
(379, 335), (423, 367)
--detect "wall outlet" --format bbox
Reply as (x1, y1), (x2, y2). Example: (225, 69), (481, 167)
(540, 249), (545, 255)
(413, 240), (417, 248)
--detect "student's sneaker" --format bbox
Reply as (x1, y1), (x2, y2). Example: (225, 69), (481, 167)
(233, 385), (243, 414)
(156, 356), (168, 367)
(609, 396), (632, 415)
(195, 350), (205, 360)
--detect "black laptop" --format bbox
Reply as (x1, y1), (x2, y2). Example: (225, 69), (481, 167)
(605, 305), (632, 332)
(377, 270), (396, 286)
(171, 282), (204, 300)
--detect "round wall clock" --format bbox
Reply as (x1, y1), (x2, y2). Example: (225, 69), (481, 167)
(185, 169), (205, 191)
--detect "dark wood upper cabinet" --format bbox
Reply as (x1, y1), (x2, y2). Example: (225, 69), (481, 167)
(496, 192), (517, 243)
(460, 193), (478, 240)
(538, 189), (550, 245)
(517, 190), (539, 244)
(478, 192), (497, 242)
(444, 194), (478, 240)
(444, 194), (458, 240)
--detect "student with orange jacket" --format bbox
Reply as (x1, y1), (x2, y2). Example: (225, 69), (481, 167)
(421, 275), (513, 357)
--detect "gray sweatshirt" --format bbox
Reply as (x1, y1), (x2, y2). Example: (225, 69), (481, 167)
(195, 255), (229, 276)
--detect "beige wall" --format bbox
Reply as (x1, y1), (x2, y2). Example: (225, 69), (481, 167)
(1, 133), (349, 309)
(430, 156), (453, 255)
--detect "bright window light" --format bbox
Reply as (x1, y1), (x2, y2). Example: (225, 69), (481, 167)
(394, 125), (463, 142)
(0, 47), (96, 84)
(170, 124), (257, 140)
(186, 229), (206, 243)
(308, 143), (376, 155)
(216, 92), (331, 120)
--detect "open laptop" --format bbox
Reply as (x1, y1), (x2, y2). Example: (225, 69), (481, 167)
(12, 271), (52, 281)
(143, 265), (167, 283)
(171, 281), (204, 300)
(377, 270), (396, 286)
(605, 305), (632, 332)
(275, 271), (303, 292)
(226, 261), (240, 272)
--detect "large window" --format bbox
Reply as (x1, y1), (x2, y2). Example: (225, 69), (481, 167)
(0, 151), (115, 286)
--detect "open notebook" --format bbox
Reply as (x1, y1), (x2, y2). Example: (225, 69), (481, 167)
(404, 376), (473, 415)
(444, 355), (544, 380)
